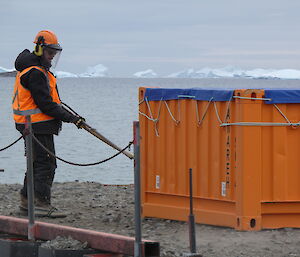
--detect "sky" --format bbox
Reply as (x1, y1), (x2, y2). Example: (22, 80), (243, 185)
(1, 0), (300, 76)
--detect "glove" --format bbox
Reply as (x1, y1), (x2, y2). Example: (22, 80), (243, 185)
(73, 116), (85, 129)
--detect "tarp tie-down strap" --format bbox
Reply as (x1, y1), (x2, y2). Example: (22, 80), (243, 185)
(138, 97), (163, 136)
(140, 97), (229, 135)
(139, 98), (181, 135)
(164, 100), (180, 125)
(140, 96), (300, 133)
(195, 97), (213, 126)
(221, 103), (298, 127)
(213, 101), (223, 124)
(220, 122), (300, 127)
(273, 104), (291, 124)
(232, 96), (271, 101)
(139, 97), (157, 122)
(31, 134), (133, 166)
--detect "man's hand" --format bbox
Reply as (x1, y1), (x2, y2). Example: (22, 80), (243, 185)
(73, 116), (85, 129)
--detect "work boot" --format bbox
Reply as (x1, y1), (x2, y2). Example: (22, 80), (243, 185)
(19, 195), (67, 218)
(34, 197), (67, 218)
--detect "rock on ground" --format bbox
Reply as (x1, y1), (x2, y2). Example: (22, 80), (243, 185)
(1, 181), (300, 257)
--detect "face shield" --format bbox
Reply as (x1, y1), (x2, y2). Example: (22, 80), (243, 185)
(42, 45), (62, 70)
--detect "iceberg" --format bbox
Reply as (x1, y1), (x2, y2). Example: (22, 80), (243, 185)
(167, 68), (197, 78)
(167, 66), (300, 80)
(55, 71), (78, 78)
(134, 69), (157, 78)
(0, 66), (14, 73)
(1, 64), (300, 79)
(259, 69), (300, 80)
(167, 66), (243, 78)
(79, 64), (108, 78)
(55, 64), (108, 78)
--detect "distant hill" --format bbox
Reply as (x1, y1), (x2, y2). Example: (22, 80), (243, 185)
(0, 71), (17, 77)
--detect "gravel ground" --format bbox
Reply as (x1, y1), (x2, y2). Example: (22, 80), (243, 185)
(1, 181), (300, 257)
(41, 235), (88, 250)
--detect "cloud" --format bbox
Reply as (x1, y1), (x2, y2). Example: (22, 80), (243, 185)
(1, 0), (300, 76)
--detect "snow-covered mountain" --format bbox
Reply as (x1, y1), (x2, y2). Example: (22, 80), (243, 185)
(53, 66), (300, 79)
(168, 66), (300, 79)
(133, 69), (157, 78)
(0, 64), (109, 78)
(1, 64), (300, 79)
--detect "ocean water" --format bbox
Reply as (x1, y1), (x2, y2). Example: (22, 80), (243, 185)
(0, 77), (299, 185)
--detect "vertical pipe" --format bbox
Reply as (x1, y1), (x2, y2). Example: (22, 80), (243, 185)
(188, 168), (196, 253)
(25, 115), (35, 241)
(134, 121), (142, 257)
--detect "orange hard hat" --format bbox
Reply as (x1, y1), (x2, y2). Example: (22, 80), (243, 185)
(33, 30), (62, 51)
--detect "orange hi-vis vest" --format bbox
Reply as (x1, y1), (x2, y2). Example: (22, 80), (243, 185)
(12, 66), (61, 124)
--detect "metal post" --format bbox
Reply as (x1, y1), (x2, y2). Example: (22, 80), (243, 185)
(25, 115), (35, 241)
(188, 168), (196, 253)
(133, 121), (142, 257)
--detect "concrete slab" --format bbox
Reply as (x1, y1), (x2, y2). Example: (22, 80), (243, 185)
(0, 238), (40, 257)
(83, 254), (124, 257)
(38, 246), (99, 257)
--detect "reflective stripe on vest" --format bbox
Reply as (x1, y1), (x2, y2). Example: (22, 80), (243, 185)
(13, 108), (42, 116)
(12, 66), (61, 124)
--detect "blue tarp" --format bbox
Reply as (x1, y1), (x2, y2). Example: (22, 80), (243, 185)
(264, 89), (300, 104)
(144, 88), (300, 104)
(144, 88), (234, 102)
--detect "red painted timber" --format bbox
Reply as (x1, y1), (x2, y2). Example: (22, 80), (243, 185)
(0, 216), (159, 256)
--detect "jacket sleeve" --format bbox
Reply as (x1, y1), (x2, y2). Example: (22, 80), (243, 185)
(20, 69), (77, 123)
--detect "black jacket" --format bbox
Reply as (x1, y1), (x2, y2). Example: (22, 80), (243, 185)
(14, 49), (77, 135)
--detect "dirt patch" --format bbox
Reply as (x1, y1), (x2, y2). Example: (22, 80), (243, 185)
(1, 181), (300, 256)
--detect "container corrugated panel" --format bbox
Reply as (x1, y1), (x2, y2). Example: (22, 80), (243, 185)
(139, 87), (300, 231)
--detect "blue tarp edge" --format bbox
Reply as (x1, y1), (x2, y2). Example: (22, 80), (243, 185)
(144, 88), (300, 104)
(144, 88), (234, 102)
(264, 89), (300, 104)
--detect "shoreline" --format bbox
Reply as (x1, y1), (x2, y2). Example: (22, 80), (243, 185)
(0, 71), (17, 77)
(1, 181), (300, 256)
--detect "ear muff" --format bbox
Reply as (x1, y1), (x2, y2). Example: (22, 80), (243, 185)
(34, 36), (45, 56)
(34, 45), (43, 56)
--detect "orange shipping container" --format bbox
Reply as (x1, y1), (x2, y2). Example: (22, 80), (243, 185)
(139, 87), (300, 231)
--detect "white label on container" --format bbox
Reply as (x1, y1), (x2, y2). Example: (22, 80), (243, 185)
(221, 182), (226, 196)
(156, 175), (160, 189)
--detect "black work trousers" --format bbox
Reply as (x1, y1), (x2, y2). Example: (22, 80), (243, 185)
(20, 134), (57, 203)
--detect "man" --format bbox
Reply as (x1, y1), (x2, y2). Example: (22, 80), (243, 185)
(12, 30), (84, 218)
